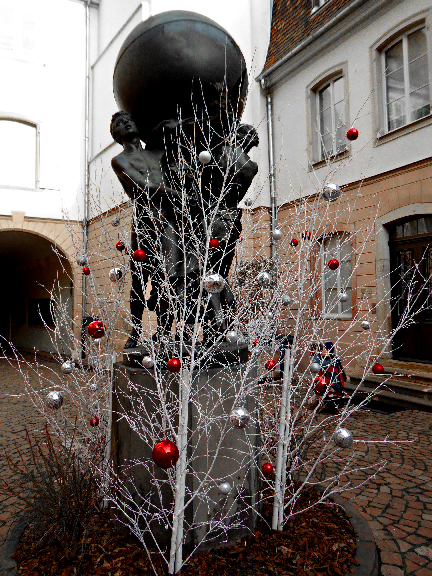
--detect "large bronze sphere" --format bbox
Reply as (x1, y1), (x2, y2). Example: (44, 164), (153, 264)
(113, 11), (248, 141)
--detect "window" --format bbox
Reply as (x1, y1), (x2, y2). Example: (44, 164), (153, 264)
(311, 0), (328, 14)
(321, 234), (352, 317)
(382, 26), (430, 132)
(0, 119), (38, 188)
(316, 77), (346, 160)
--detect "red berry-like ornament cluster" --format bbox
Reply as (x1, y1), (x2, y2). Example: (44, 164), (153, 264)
(88, 321), (105, 339)
(133, 249), (146, 262)
(372, 363), (384, 375)
(290, 238), (299, 247)
(346, 127), (359, 141)
(116, 241), (125, 251)
(152, 440), (179, 469)
(167, 358), (181, 373)
(265, 359), (277, 371)
(209, 238), (219, 250)
(262, 462), (274, 476)
(328, 258), (340, 270)
(82, 267), (90, 276)
(90, 416), (99, 427)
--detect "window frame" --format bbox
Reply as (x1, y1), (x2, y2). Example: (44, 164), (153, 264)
(0, 116), (40, 190)
(311, 0), (328, 15)
(316, 75), (347, 161)
(320, 233), (353, 319)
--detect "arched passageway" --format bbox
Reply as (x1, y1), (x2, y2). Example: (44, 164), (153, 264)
(0, 230), (73, 355)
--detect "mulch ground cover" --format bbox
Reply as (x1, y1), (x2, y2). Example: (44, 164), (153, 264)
(13, 486), (358, 576)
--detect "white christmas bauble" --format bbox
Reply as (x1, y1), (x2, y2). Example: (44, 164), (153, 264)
(45, 391), (64, 409)
(265, 311), (274, 320)
(244, 198), (253, 207)
(109, 267), (123, 282)
(61, 361), (74, 375)
(310, 362), (321, 373)
(218, 482), (232, 495)
(272, 229), (283, 241)
(77, 255), (88, 267)
(203, 273), (225, 294)
(281, 294), (291, 306)
(333, 428), (354, 448)
(257, 272), (271, 287)
(198, 150), (212, 164)
(322, 183), (341, 202)
(361, 320), (371, 330)
(111, 217), (120, 227)
(226, 330), (238, 344)
(141, 355), (154, 369)
(339, 292), (348, 302)
(230, 406), (250, 428)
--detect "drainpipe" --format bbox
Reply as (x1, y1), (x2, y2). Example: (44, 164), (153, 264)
(261, 79), (277, 264)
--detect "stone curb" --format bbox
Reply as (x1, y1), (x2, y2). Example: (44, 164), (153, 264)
(0, 515), (29, 576)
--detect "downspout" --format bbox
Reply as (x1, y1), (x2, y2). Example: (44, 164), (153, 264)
(261, 79), (277, 264)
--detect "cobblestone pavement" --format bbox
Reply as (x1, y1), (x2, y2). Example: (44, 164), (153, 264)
(0, 357), (432, 575)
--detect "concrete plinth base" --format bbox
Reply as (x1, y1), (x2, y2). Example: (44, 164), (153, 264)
(111, 360), (260, 553)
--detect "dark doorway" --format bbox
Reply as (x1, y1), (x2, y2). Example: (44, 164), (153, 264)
(389, 216), (432, 363)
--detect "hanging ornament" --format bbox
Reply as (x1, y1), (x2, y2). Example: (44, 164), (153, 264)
(90, 416), (99, 427)
(339, 292), (349, 302)
(257, 272), (271, 287)
(141, 356), (154, 369)
(89, 383), (98, 392)
(226, 330), (238, 344)
(244, 198), (253, 207)
(238, 236), (243, 243)
(152, 440), (179, 469)
(328, 258), (339, 270)
(133, 249), (146, 262)
(203, 273), (225, 293)
(45, 391), (64, 410)
(88, 321), (105, 339)
(322, 183), (341, 202)
(116, 241), (125, 252)
(109, 267), (123, 282)
(372, 363), (384, 375)
(61, 361), (74, 375)
(262, 462), (274, 476)
(333, 428), (354, 448)
(93, 337), (104, 345)
(82, 267), (90, 276)
(265, 359), (277, 371)
(198, 150), (212, 164)
(77, 255), (88, 267)
(290, 238), (299, 247)
(272, 229), (283, 241)
(209, 238), (219, 250)
(265, 311), (274, 320)
(111, 217), (120, 227)
(167, 357), (181, 373)
(302, 231), (311, 240)
(281, 294), (291, 306)
(361, 320), (370, 330)
(230, 406), (250, 428)
(253, 339), (259, 347)
(346, 127), (359, 141)
(218, 482), (232, 495)
(310, 361), (321, 373)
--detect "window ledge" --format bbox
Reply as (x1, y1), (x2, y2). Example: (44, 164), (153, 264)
(375, 114), (432, 146)
(309, 148), (350, 171)
(323, 314), (352, 320)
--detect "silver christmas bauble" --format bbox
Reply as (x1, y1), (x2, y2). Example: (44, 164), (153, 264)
(77, 255), (88, 266)
(226, 330), (238, 344)
(244, 198), (253, 207)
(322, 183), (341, 202)
(310, 362), (321, 373)
(230, 406), (250, 428)
(265, 311), (274, 320)
(281, 294), (291, 306)
(257, 272), (271, 287)
(218, 482), (232, 495)
(111, 217), (120, 227)
(89, 383), (98, 392)
(141, 356), (154, 369)
(93, 337), (104, 345)
(45, 391), (64, 409)
(109, 267), (123, 282)
(339, 292), (348, 302)
(61, 361), (74, 375)
(203, 273), (225, 294)
(361, 320), (370, 330)
(333, 428), (354, 448)
(198, 150), (212, 164)
(272, 229), (283, 241)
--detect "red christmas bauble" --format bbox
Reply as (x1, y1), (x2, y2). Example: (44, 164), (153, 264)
(262, 462), (274, 476)
(253, 339), (259, 346)
(346, 127), (359, 141)
(152, 440), (179, 469)
(209, 238), (219, 250)
(290, 238), (299, 247)
(302, 231), (311, 240)
(265, 359), (277, 371)
(167, 357), (181, 373)
(116, 241), (125, 251)
(82, 266), (90, 275)
(372, 363), (384, 375)
(88, 321), (105, 339)
(314, 378), (328, 396)
(238, 236), (243, 243)
(328, 258), (340, 270)
(90, 416), (99, 427)
(133, 249), (147, 262)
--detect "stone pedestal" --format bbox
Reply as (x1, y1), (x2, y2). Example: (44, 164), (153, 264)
(111, 358), (260, 553)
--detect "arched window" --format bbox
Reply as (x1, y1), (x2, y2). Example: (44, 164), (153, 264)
(0, 118), (38, 188)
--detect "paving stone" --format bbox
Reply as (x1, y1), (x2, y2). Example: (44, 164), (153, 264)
(381, 565), (404, 576)
(416, 547), (432, 561)
(380, 551), (403, 566)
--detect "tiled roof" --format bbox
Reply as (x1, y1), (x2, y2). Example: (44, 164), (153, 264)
(263, 0), (353, 72)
